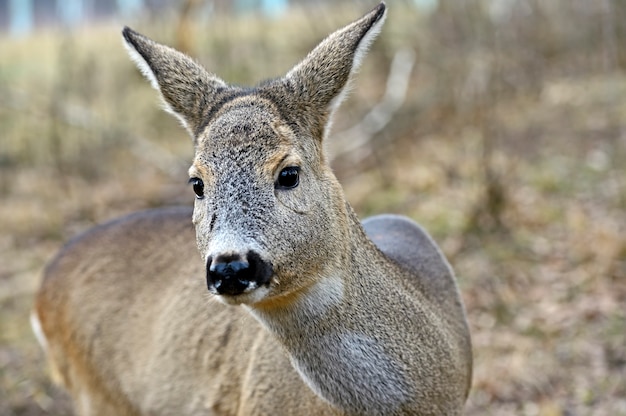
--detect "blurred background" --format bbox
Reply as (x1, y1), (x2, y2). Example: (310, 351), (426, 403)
(1, 0), (625, 415)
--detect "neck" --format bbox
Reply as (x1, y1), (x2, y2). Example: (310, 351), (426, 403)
(246, 213), (414, 414)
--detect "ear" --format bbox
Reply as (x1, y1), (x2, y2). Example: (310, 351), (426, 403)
(284, 2), (387, 133)
(122, 27), (227, 137)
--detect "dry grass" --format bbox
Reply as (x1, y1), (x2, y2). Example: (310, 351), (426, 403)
(1, 1), (625, 415)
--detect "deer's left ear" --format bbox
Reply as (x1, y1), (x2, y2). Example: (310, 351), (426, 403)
(284, 3), (387, 123)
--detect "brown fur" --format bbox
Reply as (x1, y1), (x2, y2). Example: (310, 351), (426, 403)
(33, 3), (472, 415)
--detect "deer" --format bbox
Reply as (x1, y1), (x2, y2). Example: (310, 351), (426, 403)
(32, 3), (472, 415)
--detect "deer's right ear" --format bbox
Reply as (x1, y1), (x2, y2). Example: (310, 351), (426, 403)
(122, 27), (227, 138)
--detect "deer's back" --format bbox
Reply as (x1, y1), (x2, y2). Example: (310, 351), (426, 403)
(363, 214), (472, 396)
(363, 214), (462, 311)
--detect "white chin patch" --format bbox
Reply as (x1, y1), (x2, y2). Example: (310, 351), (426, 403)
(214, 285), (271, 306)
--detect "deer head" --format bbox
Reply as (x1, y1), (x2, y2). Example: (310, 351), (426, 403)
(122, 3), (387, 306)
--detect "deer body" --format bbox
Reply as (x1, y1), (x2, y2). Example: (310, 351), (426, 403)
(33, 4), (472, 415)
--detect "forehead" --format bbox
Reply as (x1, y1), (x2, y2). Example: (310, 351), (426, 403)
(196, 97), (291, 155)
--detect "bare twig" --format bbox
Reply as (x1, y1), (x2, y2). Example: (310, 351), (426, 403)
(330, 48), (416, 162)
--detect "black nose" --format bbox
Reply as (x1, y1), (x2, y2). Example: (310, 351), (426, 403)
(206, 251), (273, 296)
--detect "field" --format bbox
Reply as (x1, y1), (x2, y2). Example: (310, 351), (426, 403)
(1, 1), (625, 415)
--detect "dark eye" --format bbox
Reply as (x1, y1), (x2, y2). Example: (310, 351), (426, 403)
(276, 167), (300, 189)
(189, 177), (204, 199)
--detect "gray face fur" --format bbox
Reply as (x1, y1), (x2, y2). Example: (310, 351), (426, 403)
(122, 3), (387, 305)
